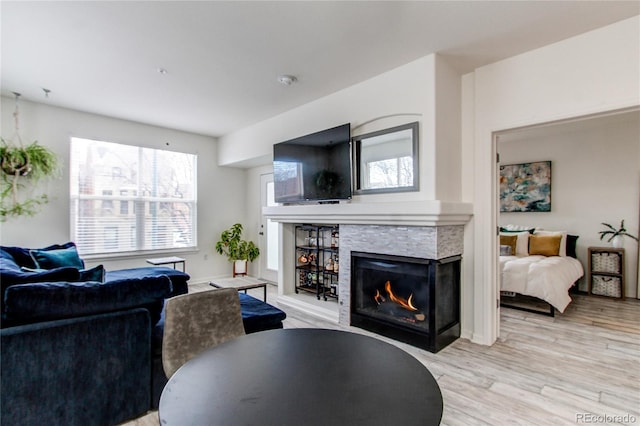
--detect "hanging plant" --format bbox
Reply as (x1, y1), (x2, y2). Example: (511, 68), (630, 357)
(0, 139), (59, 219)
(0, 93), (60, 220)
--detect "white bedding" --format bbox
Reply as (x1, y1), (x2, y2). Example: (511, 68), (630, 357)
(500, 255), (584, 313)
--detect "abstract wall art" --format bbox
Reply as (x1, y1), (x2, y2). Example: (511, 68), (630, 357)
(500, 161), (551, 212)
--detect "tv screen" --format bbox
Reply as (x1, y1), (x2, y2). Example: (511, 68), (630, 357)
(273, 123), (352, 203)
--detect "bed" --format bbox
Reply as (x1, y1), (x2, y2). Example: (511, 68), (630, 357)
(499, 228), (584, 316)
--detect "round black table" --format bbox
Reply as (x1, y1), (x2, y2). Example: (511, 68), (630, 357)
(159, 328), (443, 426)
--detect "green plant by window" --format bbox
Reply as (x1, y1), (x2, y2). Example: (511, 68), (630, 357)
(215, 223), (260, 262)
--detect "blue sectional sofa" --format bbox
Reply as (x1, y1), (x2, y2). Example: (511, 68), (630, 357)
(0, 243), (189, 426)
(0, 242), (287, 425)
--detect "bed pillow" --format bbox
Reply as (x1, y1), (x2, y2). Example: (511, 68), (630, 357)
(500, 231), (529, 256)
(499, 226), (536, 234)
(499, 235), (517, 256)
(529, 234), (562, 256)
(534, 230), (567, 257)
(566, 235), (579, 258)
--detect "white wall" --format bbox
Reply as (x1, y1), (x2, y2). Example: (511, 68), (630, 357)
(0, 98), (247, 283)
(498, 112), (640, 297)
(244, 164), (274, 278)
(463, 16), (640, 345)
(219, 54), (463, 204)
(434, 55), (462, 201)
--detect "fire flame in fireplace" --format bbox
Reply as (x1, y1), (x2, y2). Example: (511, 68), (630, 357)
(374, 281), (418, 311)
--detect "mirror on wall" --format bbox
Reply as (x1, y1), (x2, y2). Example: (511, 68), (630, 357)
(352, 121), (419, 194)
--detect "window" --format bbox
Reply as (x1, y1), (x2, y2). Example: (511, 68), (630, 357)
(70, 137), (197, 256)
(365, 156), (413, 189)
(273, 160), (303, 200)
(119, 190), (129, 215)
(102, 190), (114, 213)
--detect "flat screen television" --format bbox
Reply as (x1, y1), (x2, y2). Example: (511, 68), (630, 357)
(273, 123), (352, 204)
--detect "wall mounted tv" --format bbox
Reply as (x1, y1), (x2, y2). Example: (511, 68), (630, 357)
(273, 123), (352, 204)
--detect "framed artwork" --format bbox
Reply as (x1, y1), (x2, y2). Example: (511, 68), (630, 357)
(500, 161), (551, 212)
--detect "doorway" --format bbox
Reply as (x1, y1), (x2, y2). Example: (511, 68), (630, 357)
(495, 110), (640, 312)
(259, 173), (278, 282)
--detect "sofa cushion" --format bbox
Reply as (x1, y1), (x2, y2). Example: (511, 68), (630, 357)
(20, 265), (105, 282)
(1, 309), (152, 426)
(106, 267), (190, 297)
(1, 256), (79, 288)
(0, 246), (37, 269)
(3, 276), (173, 326)
(30, 242), (84, 269)
(238, 293), (287, 333)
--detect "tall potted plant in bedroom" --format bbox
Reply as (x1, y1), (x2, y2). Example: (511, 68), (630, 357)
(599, 220), (638, 248)
(215, 223), (260, 277)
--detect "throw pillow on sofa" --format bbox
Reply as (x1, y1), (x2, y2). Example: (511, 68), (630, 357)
(78, 265), (105, 282)
(19, 242), (104, 282)
(21, 264), (105, 283)
(29, 242), (84, 269)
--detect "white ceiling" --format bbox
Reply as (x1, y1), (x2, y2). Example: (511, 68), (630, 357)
(2, 1), (638, 138)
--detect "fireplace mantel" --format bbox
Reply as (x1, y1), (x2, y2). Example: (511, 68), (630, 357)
(263, 200), (472, 226)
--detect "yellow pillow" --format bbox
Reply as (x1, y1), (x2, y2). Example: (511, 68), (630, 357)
(529, 234), (562, 256)
(499, 235), (517, 256)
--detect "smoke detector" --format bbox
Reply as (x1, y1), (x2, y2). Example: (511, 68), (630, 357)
(277, 75), (297, 86)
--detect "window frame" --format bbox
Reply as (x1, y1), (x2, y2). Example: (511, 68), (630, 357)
(69, 137), (198, 258)
(352, 121), (419, 195)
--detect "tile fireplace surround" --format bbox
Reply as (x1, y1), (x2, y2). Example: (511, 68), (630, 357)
(337, 223), (463, 325)
(265, 201), (473, 325)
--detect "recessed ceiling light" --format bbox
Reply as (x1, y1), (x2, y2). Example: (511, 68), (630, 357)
(277, 75), (297, 86)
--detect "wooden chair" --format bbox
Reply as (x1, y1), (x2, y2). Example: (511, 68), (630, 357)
(162, 288), (245, 378)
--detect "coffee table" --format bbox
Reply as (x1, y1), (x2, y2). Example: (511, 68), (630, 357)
(209, 276), (268, 301)
(159, 328), (443, 425)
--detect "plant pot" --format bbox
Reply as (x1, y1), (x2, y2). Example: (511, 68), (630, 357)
(611, 235), (624, 249)
(233, 259), (248, 277)
(1, 157), (31, 176)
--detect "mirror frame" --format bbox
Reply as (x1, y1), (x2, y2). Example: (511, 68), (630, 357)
(352, 121), (419, 195)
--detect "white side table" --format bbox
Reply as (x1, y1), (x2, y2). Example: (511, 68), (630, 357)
(146, 256), (186, 272)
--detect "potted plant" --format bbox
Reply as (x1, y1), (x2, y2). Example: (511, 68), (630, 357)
(599, 220), (638, 248)
(215, 223), (260, 276)
(1, 138), (60, 220)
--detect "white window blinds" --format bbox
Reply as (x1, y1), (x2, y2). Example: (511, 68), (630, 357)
(70, 137), (197, 256)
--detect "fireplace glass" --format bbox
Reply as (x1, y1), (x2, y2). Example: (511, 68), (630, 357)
(352, 253), (431, 332)
(350, 251), (461, 352)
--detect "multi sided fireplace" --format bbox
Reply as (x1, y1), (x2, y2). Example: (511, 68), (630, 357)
(350, 251), (461, 353)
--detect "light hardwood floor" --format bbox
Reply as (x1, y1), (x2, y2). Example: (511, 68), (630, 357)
(122, 284), (640, 426)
